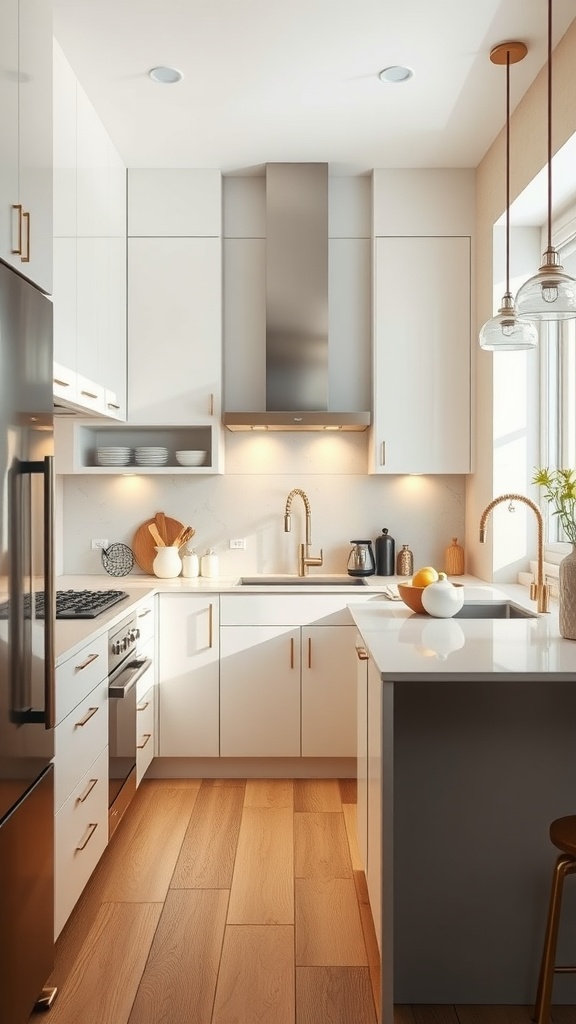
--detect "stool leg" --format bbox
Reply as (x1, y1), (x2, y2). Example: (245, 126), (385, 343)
(533, 854), (576, 1024)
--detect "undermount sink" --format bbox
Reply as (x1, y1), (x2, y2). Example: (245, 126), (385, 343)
(455, 601), (536, 619)
(239, 575), (369, 587)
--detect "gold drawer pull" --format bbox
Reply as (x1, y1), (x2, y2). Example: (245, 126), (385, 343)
(12, 204), (23, 255)
(138, 607), (152, 618)
(80, 389), (98, 400)
(75, 706), (98, 728)
(380, 441), (386, 466)
(76, 652), (99, 671)
(308, 636), (312, 669)
(137, 733), (151, 749)
(76, 822), (98, 851)
(356, 646), (369, 661)
(76, 778), (98, 804)
(290, 637), (294, 669)
(137, 700), (149, 712)
(107, 402), (120, 410)
(53, 377), (70, 388)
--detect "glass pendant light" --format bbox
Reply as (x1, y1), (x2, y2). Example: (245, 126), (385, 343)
(515, 0), (576, 321)
(479, 41), (538, 351)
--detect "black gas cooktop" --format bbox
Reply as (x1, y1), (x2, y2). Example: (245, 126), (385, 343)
(0, 589), (128, 620)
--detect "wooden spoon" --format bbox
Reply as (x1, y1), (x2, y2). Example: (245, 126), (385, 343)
(155, 512), (168, 545)
(148, 522), (165, 547)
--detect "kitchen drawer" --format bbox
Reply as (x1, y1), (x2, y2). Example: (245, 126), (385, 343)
(54, 746), (108, 939)
(135, 597), (155, 648)
(136, 684), (155, 784)
(55, 679), (108, 812)
(56, 632), (107, 725)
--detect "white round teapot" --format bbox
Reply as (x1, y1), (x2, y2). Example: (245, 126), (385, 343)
(421, 574), (464, 618)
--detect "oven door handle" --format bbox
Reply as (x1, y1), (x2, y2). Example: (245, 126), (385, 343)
(108, 657), (152, 698)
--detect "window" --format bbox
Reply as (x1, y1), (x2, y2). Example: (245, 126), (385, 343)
(539, 214), (576, 555)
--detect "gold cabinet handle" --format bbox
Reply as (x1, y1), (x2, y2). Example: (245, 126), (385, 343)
(76, 822), (98, 851)
(76, 778), (98, 804)
(308, 636), (312, 669)
(137, 700), (150, 712)
(380, 441), (386, 466)
(290, 637), (294, 669)
(138, 607), (152, 618)
(76, 652), (99, 671)
(53, 377), (70, 388)
(356, 646), (369, 661)
(11, 204), (23, 255)
(80, 389), (98, 400)
(107, 401), (120, 410)
(209, 393), (214, 415)
(137, 733), (152, 749)
(75, 706), (99, 728)
(208, 603), (213, 648)
(22, 210), (30, 262)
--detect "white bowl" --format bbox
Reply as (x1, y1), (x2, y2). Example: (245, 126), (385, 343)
(175, 450), (207, 467)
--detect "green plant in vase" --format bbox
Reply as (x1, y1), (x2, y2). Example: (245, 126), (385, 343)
(533, 467), (576, 639)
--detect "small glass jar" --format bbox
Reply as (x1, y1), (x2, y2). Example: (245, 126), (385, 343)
(396, 544), (414, 576)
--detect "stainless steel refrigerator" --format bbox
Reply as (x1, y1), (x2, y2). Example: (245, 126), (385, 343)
(0, 261), (56, 1023)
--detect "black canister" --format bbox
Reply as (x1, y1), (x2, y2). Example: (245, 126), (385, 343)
(375, 528), (395, 576)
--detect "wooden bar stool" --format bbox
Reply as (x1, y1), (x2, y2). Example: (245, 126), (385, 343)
(534, 816), (576, 1024)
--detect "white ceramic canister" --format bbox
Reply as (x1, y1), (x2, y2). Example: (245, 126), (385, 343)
(152, 545), (182, 579)
(182, 550), (200, 578)
(200, 548), (219, 578)
(421, 575), (464, 618)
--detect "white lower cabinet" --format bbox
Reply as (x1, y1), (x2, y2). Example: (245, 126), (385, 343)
(220, 625), (301, 757)
(54, 746), (108, 939)
(158, 594), (220, 757)
(301, 625), (358, 757)
(54, 632), (109, 939)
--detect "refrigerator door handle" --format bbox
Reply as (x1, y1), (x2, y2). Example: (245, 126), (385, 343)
(13, 456), (55, 729)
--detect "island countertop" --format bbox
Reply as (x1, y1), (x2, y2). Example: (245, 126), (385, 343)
(348, 582), (576, 680)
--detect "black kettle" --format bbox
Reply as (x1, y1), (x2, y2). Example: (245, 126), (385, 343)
(347, 540), (376, 577)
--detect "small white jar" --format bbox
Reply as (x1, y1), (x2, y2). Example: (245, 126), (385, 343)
(200, 548), (219, 578)
(152, 545), (182, 579)
(182, 550), (200, 578)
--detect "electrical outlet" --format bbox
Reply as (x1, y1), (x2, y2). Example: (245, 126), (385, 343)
(91, 538), (109, 551)
(229, 538), (246, 550)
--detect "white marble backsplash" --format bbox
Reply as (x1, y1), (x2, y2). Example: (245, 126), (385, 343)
(58, 434), (466, 578)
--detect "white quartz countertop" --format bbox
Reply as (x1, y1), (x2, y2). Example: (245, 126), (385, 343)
(349, 582), (576, 681)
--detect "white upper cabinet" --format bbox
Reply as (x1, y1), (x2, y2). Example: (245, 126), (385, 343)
(127, 169), (223, 434)
(0, 0), (53, 293)
(52, 41), (127, 419)
(128, 169), (222, 237)
(370, 169), (474, 475)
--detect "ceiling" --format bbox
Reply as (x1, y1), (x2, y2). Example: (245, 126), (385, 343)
(52, 0), (576, 175)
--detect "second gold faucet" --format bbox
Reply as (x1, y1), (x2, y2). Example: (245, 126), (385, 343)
(284, 488), (323, 577)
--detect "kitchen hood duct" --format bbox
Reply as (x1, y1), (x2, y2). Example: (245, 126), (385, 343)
(224, 163), (370, 431)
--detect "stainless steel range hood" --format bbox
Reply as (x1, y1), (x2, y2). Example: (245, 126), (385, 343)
(224, 163), (370, 432)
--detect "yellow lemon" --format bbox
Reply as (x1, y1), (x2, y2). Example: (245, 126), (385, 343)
(412, 566), (439, 588)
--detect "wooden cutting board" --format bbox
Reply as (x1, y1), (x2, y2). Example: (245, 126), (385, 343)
(132, 512), (185, 575)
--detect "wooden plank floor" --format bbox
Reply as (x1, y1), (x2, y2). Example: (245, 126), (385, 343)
(31, 778), (576, 1024)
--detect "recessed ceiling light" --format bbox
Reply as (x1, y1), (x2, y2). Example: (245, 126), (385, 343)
(378, 65), (414, 84)
(148, 66), (183, 85)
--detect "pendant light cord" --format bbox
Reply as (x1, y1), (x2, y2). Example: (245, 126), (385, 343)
(546, 0), (553, 251)
(505, 49), (511, 293)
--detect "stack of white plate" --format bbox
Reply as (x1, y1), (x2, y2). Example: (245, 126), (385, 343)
(134, 446), (169, 466)
(97, 446), (132, 466)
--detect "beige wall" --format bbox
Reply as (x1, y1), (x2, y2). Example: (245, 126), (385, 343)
(467, 18), (576, 580)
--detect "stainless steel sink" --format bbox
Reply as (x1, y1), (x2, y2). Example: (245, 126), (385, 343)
(455, 601), (536, 619)
(239, 575), (369, 587)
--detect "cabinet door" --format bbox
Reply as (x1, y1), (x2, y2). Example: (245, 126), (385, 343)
(220, 626), (301, 757)
(136, 683), (155, 784)
(128, 168), (221, 237)
(356, 637), (369, 872)
(0, 0), (18, 269)
(372, 235), (471, 474)
(128, 236), (222, 424)
(367, 656), (383, 955)
(301, 625), (358, 757)
(158, 594), (219, 757)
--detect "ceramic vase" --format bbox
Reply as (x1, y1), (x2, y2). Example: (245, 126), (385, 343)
(152, 545), (181, 579)
(559, 544), (576, 640)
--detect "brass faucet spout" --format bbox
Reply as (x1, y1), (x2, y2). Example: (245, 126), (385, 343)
(284, 488), (323, 577)
(478, 493), (550, 613)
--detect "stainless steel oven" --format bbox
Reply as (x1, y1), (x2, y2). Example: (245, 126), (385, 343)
(108, 612), (152, 838)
